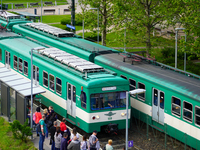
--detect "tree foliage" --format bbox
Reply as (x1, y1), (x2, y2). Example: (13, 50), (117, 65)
(78, 0), (115, 46)
(9, 119), (32, 143)
(172, 0), (200, 56)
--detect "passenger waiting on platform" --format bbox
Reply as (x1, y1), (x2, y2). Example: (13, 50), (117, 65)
(61, 133), (68, 150)
(81, 135), (87, 150)
(55, 129), (62, 150)
(105, 139), (113, 150)
(48, 106), (55, 117)
(50, 121), (57, 150)
(43, 108), (49, 139)
(67, 136), (80, 150)
(39, 115), (46, 150)
(34, 107), (42, 136)
(60, 118), (67, 135)
(89, 130), (98, 150)
(71, 127), (79, 141)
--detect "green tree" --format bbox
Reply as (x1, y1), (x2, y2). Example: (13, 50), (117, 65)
(172, 0), (200, 56)
(78, 0), (115, 46)
(113, 0), (176, 56)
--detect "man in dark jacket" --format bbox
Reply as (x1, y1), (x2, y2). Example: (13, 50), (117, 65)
(61, 133), (68, 150)
(50, 121), (57, 150)
(67, 136), (80, 150)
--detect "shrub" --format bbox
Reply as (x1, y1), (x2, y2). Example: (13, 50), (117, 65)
(78, 32), (102, 42)
(61, 18), (71, 25)
(9, 119), (32, 143)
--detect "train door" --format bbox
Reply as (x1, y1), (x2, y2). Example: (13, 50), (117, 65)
(67, 84), (76, 118)
(33, 65), (39, 86)
(5, 51), (10, 69)
(152, 88), (165, 125)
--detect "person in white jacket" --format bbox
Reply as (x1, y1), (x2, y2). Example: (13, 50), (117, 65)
(55, 129), (62, 150)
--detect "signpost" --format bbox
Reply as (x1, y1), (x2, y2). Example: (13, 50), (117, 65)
(66, 24), (75, 30)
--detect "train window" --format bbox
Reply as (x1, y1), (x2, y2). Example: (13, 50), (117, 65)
(43, 71), (48, 87)
(0, 48), (2, 61)
(24, 61), (28, 76)
(172, 97), (181, 117)
(120, 75), (127, 80)
(33, 65), (39, 82)
(138, 82), (145, 101)
(5, 51), (10, 66)
(73, 86), (76, 102)
(90, 91), (126, 110)
(81, 91), (87, 109)
(160, 92), (164, 109)
(19, 58), (23, 73)
(56, 77), (62, 95)
(68, 84), (71, 100)
(153, 89), (158, 106)
(195, 106), (200, 126)
(14, 56), (18, 70)
(49, 74), (54, 91)
(183, 101), (193, 123)
(129, 79), (136, 91)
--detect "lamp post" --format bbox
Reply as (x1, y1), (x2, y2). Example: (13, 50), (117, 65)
(89, 8), (99, 44)
(41, 0), (43, 22)
(175, 28), (186, 71)
(30, 47), (44, 139)
(125, 89), (146, 150)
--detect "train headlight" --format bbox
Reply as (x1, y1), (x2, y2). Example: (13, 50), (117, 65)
(92, 116), (96, 120)
(121, 112), (125, 117)
(96, 115), (100, 120)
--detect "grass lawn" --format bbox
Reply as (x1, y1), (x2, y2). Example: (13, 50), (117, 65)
(0, 117), (36, 150)
(42, 15), (71, 24)
(42, 15), (82, 31)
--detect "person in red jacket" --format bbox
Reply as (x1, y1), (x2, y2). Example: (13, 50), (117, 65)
(35, 107), (42, 136)
(60, 118), (67, 135)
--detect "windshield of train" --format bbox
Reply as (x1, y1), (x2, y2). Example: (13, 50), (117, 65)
(90, 91), (126, 110)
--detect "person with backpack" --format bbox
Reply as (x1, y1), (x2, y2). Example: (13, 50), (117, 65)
(89, 130), (98, 150)
(34, 107), (42, 136)
(81, 135), (87, 150)
(39, 115), (46, 150)
(43, 108), (49, 138)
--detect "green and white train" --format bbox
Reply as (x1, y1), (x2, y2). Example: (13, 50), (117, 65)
(0, 31), (130, 133)
(1, 12), (200, 149)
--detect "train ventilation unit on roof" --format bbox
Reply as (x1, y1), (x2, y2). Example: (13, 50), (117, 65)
(0, 11), (20, 20)
(37, 47), (104, 73)
(26, 23), (74, 37)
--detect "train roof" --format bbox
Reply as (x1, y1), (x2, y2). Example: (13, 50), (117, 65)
(20, 23), (119, 54)
(0, 35), (128, 87)
(95, 53), (200, 100)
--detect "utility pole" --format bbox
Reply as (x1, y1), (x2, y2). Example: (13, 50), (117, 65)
(71, 0), (75, 33)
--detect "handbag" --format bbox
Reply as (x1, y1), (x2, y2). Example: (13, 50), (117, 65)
(46, 120), (53, 128)
(86, 141), (88, 149)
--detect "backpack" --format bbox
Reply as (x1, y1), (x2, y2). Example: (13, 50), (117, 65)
(33, 112), (36, 121)
(103, 146), (106, 150)
(36, 122), (41, 132)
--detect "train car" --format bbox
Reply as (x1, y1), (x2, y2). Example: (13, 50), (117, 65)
(11, 22), (118, 62)
(0, 11), (29, 30)
(0, 31), (130, 133)
(94, 53), (200, 149)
